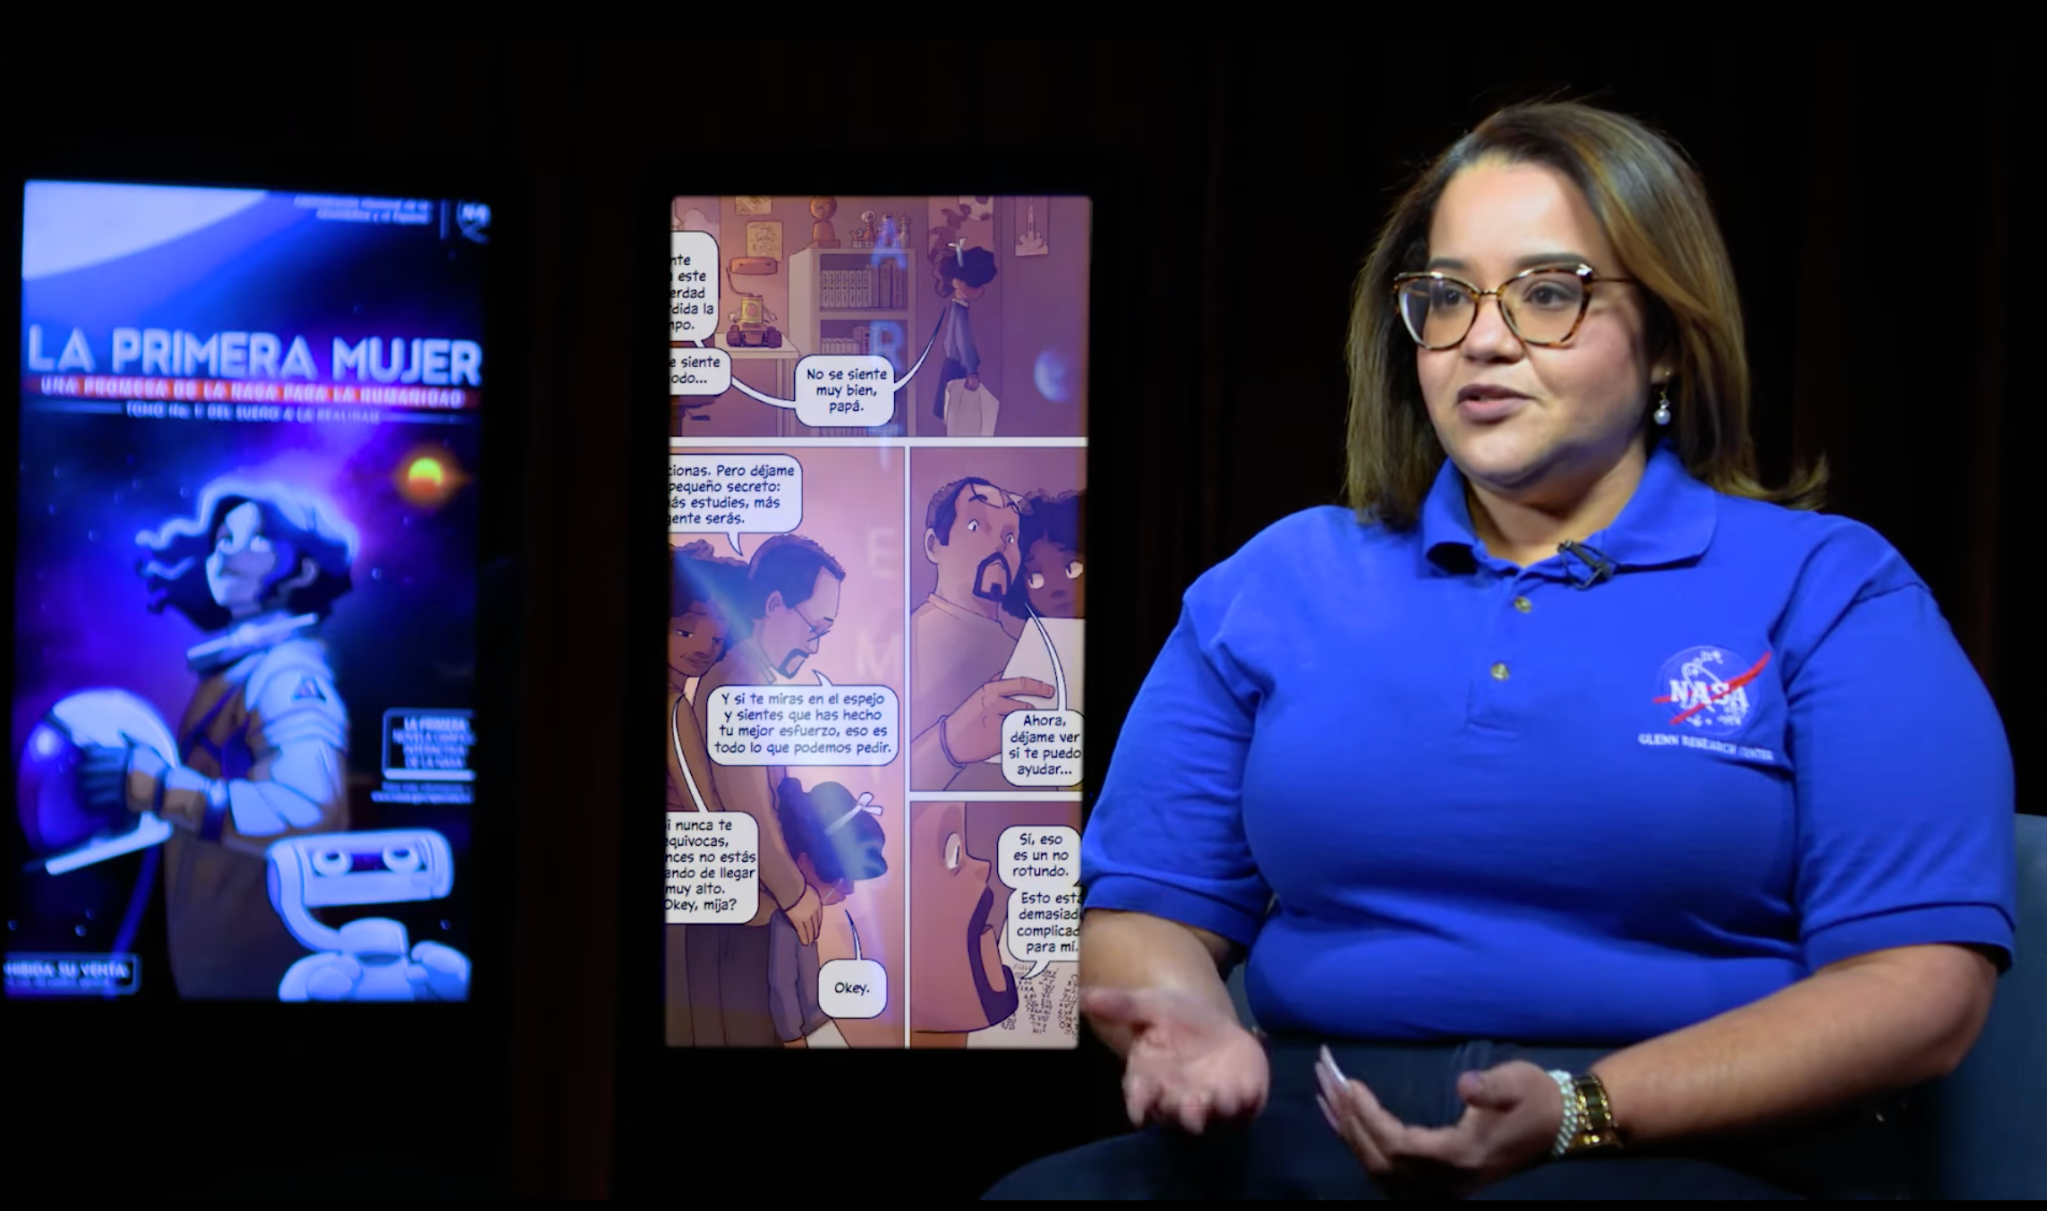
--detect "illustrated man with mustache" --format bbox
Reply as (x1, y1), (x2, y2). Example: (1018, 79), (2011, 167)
(908, 478), (1055, 791)
(909, 801), (1020, 1047)
(687, 533), (844, 1045)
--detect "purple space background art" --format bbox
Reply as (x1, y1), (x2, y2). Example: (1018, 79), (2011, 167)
(8, 181), (491, 1001)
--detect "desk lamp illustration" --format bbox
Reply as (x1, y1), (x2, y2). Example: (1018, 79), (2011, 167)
(266, 829), (471, 1001)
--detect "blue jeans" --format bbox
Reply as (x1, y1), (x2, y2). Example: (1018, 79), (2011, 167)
(984, 1036), (1912, 1199)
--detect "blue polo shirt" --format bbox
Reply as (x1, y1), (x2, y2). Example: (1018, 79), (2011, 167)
(1081, 442), (2016, 1043)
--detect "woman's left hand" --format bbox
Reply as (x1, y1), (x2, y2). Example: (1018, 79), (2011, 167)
(1315, 1048), (1562, 1197)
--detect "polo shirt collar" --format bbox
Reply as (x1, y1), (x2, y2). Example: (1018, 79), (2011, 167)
(1419, 440), (1717, 573)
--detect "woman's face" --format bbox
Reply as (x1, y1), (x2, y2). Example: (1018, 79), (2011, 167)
(1023, 539), (1083, 618)
(206, 501), (281, 612)
(667, 604), (728, 681)
(1417, 159), (1665, 510)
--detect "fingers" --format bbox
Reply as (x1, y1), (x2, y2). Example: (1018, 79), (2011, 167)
(1122, 1070), (1160, 1128)
(1396, 1066), (1538, 1169)
(1144, 1080), (1247, 1135)
(1458, 1069), (1507, 1109)
(1393, 1123), (1473, 1167)
(82, 748), (127, 774)
(1212, 1053), (1272, 1123)
(1458, 1061), (1531, 1111)
(1314, 1051), (1367, 1143)
(1319, 1089), (1392, 1171)
(789, 898), (822, 946)
(1346, 1082), (1491, 1179)
(1172, 1087), (1216, 1135)
(1120, 1071), (1208, 1132)
(986, 677), (1057, 701)
(1122, 1060), (1263, 1135)
(987, 695), (1048, 719)
(1316, 1052), (1392, 1172)
(1314, 1054), (1539, 1195)
(1317, 1050), (1417, 1177)
(1210, 1082), (1249, 1120)
(1335, 1064), (1412, 1147)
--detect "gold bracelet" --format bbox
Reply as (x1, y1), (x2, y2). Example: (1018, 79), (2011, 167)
(1565, 1073), (1623, 1154)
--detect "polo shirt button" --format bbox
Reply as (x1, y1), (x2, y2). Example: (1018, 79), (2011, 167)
(1513, 596), (1532, 613)
(1491, 662), (1510, 680)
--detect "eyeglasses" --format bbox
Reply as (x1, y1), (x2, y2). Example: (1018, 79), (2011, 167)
(1391, 264), (1635, 350)
(791, 601), (832, 641)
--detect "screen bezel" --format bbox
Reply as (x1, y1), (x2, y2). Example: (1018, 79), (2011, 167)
(0, 148), (527, 1188)
(617, 154), (1140, 1198)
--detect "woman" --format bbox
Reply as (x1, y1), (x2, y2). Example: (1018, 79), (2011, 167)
(929, 245), (999, 428)
(665, 539), (744, 1047)
(666, 540), (743, 814)
(1004, 490), (1086, 623)
(985, 101), (2015, 1199)
(76, 477), (358, 1000)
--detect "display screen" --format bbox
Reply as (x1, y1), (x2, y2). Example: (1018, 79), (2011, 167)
(7, 181), (491, 1001)
(664, 194), (1087, 1047)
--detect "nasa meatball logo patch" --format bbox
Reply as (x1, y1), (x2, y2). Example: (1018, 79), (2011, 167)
(1638, 645), (1777, 761)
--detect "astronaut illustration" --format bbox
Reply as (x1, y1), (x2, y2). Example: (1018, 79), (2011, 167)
(72, 477), (359, 999)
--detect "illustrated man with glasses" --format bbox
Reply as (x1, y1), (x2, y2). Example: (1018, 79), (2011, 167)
(686, 533), (845, 1045)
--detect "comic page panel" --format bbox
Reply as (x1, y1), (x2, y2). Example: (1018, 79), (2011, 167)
(9, 181), (486, 1003)
(908, 801), (1081, 1049)
(907, 448), (1086, 794)
(664, 446), (907, 1048)
(669, 195), (1090, 440)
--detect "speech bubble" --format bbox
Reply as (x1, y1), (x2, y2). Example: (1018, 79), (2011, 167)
(793, 354), (896, 427)
(703, 672), (900, 767)
(817, 911), (887, 1019)
(1002, 710), (1083, 787)
(664, 811), (759, 924)
(999, 825), (1081, 979)
(670, 346), (732, 396)
(669, 231), (718, 342)
(1003, 607), (1083, 715)
(668, 453), (801, 556)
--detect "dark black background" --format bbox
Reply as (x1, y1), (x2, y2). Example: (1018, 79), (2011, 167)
(4, 40), (2030, 1199)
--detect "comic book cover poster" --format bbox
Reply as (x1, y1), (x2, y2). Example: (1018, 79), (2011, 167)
(6, 182), (491, 1002)
(663, 194), (1088, 1047)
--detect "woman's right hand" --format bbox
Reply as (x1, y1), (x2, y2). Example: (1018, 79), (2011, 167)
(1084, 985), (1270, 1134)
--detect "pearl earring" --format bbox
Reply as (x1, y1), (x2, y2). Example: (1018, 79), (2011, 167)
(1652, 383), (1672, 427)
